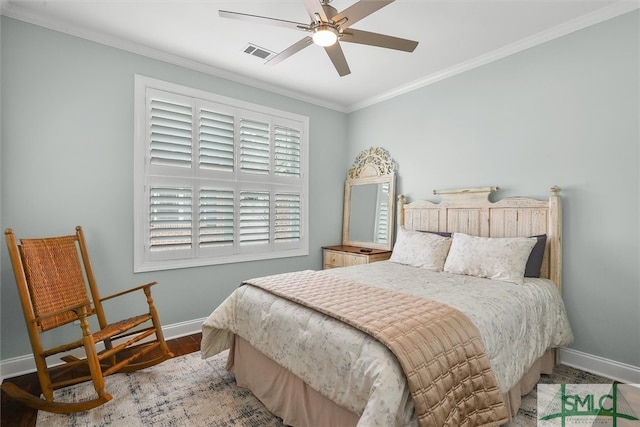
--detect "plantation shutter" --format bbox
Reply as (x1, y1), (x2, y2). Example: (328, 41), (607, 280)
(136, 77), (308, 272)
(375, 183), (390, 243)
(275, 193), (301, 243)
(239, 191), (270, 245)
(274, 125), (301, 177)
(199, 108), (234, 173)
(239, 119), (270, 174)
(199, 189), (234, 248)
(149, 187), (193, 252)
(149, 99), (193, 168)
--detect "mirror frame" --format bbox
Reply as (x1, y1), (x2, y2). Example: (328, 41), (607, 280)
(342, 148), (397, 251)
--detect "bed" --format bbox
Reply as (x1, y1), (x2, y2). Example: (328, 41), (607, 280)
(201, 186), (573, 426)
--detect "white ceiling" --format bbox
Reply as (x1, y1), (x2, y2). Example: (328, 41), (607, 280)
(2, 0), (637, 112)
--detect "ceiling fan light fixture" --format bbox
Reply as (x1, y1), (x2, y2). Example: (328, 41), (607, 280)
(312, 25), (338, 47)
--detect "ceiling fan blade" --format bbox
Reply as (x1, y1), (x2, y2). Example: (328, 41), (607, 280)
(303, 0), (328, 22)
(324, 43), (351, 77)
(267, 36), (314, 66)
(333, 0), (394, 30)
(341, 29), (418, 52)
(219, 10), (310, 32)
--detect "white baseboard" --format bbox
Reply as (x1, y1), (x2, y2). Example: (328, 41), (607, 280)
(3, 321), (639, 386)
(157, 317), (208, 341)
(0, 317), (206, 381)
(558, 348), (640, 384)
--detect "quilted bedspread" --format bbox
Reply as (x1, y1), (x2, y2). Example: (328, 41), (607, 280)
(201, 261), (573, 427)
(245, 270), (509, 427)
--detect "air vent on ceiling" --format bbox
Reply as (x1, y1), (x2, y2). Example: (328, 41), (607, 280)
(243, 43), (276, 61)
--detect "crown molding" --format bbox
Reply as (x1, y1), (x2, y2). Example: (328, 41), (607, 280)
(0, 3), (348, 113)
(346, 0), (640, 113)
(2, 1), (637, 114)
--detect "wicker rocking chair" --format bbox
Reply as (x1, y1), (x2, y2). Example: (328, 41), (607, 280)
(3, 226), (174, 414)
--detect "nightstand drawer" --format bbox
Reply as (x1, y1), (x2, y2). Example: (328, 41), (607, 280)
(323, 250), (344, 269)
(343, 253), (367, 266)
(322, 246), (391, 269)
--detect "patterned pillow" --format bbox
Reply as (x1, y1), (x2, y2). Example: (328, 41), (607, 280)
(443, 233), (537, 285)
(389, 227), (452, 271)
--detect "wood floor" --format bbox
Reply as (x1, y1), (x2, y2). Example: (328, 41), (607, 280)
(1, 333), (202, 427)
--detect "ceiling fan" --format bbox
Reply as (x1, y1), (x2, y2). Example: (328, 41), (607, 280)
(219, 0), (419, 77)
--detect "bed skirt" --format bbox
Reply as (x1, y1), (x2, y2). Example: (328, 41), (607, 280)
(228, 336), (555, 426)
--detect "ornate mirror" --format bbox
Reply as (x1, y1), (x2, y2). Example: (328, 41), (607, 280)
(342, 148), (396, 251)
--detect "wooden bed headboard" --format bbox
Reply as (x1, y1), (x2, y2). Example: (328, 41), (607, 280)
(397, 186), (562, 290)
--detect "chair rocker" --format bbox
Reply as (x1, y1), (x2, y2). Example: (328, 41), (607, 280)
(3, 226), (174, 414)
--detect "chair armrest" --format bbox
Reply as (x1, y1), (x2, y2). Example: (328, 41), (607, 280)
(99, 281), (158, 302)
(31, 301), (92, 324)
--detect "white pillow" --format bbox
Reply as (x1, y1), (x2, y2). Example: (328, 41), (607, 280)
(443, 233), (537, 285)
(389, 227), (452, 271)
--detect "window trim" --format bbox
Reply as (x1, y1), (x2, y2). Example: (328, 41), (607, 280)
(133, 75), (309, 272)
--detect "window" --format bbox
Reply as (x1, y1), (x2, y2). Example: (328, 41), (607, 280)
(134, 76), (309, 272)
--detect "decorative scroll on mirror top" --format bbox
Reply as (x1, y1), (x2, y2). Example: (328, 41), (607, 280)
(347, 146), (396, 179)
(343, 148), (396, 251)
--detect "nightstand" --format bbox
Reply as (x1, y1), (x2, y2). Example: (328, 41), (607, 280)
(322, 245), (392, 269)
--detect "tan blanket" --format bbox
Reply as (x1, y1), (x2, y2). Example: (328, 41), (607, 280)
(245, 270), (509, 427)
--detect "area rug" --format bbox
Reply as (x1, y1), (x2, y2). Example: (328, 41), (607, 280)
(37, 350), (612, 427)
(37, 350), (284, 427)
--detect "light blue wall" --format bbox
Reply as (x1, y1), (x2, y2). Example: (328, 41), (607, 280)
(0, 17), (348, 359)
(2, 10), (638, 370)
(348, 11), (640, 367)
